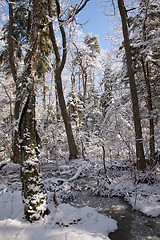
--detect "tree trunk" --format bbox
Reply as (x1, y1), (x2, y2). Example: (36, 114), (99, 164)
(55, 70), (78, 159)
(43, 74), (46, 110)
(83, 69), (88, 103)
(8, 1), (17, 82)
(141, 5), (156, 169)
(19, 0), (49, 220)
(12, 88), (22, 163)
(70, 72), (80, 127)
(118, 0), (146, 170)
(19, 87), (48, 222)
(55, 82), (61, 121)
(141, 58), (155, 168)
(8, 1), (19, 163)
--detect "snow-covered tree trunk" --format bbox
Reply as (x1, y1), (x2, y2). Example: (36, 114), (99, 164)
(20, 0), (49, 222)
(20, 88), (48, 222)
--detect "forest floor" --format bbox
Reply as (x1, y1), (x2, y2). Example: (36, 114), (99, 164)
(0, 156), (160, 240)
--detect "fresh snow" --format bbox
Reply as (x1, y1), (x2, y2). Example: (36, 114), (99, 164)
(0, 189), (117, 240)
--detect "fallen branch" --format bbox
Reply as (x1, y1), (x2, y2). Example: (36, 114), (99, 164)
(57, 166), (83, 183)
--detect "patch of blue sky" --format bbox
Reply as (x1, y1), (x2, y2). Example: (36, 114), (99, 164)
(76, 0), (114, 51)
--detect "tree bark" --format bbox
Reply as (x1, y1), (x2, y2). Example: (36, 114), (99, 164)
(118, 0), (146, 170)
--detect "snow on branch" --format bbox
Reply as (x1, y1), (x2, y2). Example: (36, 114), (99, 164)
(57, 166), (83, 183)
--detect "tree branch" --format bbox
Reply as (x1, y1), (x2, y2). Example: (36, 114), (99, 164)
(75, 0), (90, 15)
(126, 7), (136, 12)
(8, 1), (17, 84)
(48, 0), (90, 74)
(55, 0), (67, 73)
(59, 0), (90, 23)
(48, 0), (61, 67)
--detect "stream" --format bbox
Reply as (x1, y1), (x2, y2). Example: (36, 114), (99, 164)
(41, 162), (160, 240)
(69, 190), (160, 240)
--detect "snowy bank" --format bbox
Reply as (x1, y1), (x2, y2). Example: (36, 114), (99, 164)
(94, 172), (160, 217)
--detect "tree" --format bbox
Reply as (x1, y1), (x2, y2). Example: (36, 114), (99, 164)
(100, 64), (113, 117)
(128, 0), (160, 168)
(1, 0), (52, 164)
(67, 67), (80, 127)
(140, 0), (160, 168)
(47, 0), (89, 159)
(6, 0), (49, 222)
(72, 33), (100, 104)
(117, 0), (146, 170)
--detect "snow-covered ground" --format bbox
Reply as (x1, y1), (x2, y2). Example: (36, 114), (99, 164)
(0, 158), (160, 240)
(0, 190), (117, 240)
(0, 161), (117, 240)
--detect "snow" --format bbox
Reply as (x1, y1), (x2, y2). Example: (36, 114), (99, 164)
(0, 189), (117, 240)
(130, 198), (160, 217)
(56, 166), (83, 183)
(0, 190), (22, 220)
(0, 161), (118, 240)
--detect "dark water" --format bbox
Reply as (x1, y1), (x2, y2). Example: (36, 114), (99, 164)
(70, 191), (160, 240)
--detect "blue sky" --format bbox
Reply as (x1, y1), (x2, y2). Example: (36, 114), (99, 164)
(77, 0), (113, 50)
(0, 0), (114, 51)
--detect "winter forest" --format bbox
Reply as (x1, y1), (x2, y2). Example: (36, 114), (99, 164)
(0, 0), (160, 239)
